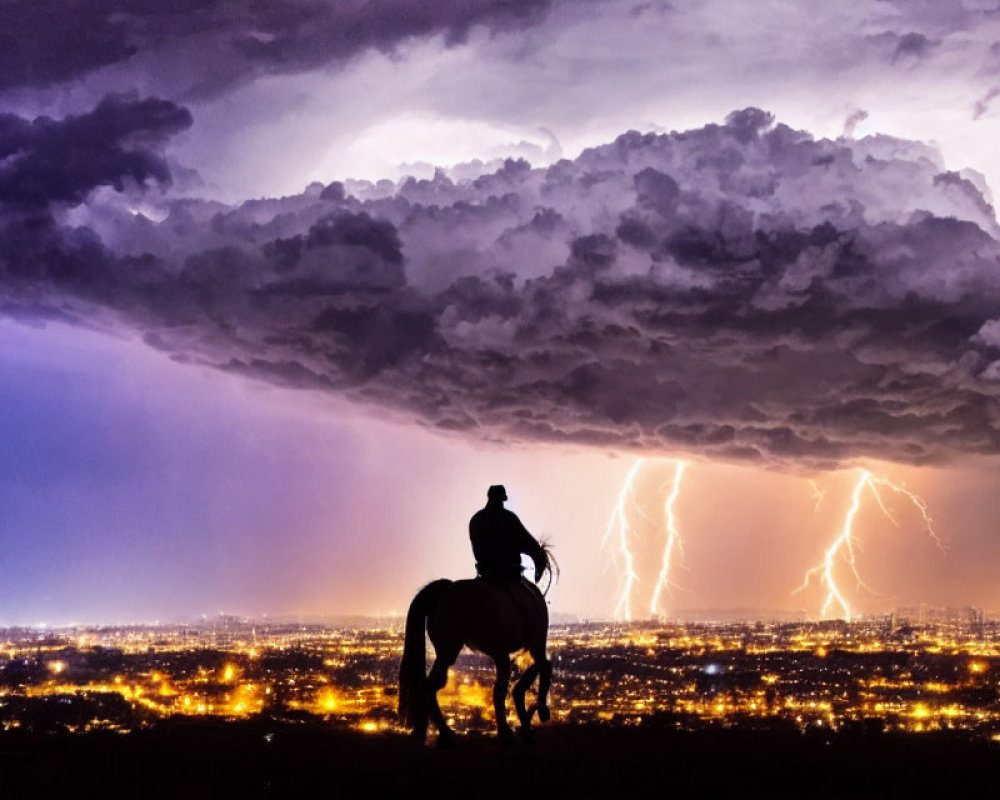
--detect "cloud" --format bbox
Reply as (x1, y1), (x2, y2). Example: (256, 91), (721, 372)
(0, 0), (556, 98)
(11, 0), (1000, 204)
(973, 86), (1000, 119)
(0, 94), (190, 311)
(892, 32), (937, 61)
(0, 1), (137, 92)
(0, 94), (192, 209)
(3, 106), (1000, 469)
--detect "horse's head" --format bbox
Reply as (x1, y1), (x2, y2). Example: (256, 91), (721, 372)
(537, 540), (560, 596)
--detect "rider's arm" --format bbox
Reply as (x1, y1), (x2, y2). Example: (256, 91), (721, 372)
(511, 512), (546, 582)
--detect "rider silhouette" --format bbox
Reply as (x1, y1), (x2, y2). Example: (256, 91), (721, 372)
(470, 485), (545, 583)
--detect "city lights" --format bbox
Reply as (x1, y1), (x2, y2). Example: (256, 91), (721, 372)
(3, 612), (1000, 740)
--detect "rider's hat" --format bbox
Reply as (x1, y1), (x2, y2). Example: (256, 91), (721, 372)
(487, 484), (508, 502)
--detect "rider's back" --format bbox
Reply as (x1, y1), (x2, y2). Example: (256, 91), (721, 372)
(469, 505), (536, 582)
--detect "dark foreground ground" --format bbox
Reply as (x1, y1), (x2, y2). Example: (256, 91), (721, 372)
(3, 719), (999, 798)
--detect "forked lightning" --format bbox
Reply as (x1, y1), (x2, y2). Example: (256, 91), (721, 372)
(795, 469), (944, 621)
(605, 459), (687, 621)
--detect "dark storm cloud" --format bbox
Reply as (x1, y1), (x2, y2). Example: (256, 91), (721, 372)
(0, 0), (554, 97)
(4, 107), (1000, 468)
(0, 94), (192, 208)
(0, 1), (136, 91)
(0, 94), (190, 307)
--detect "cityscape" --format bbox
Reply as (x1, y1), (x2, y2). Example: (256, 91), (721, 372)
(9, 0), (1000, 794)
(5, 608), (1000, 742)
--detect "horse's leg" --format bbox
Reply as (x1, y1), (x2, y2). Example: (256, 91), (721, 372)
(492, 653), (514, 746)
(529, 643), (552, 724)
(513, 662), (540, 727)
(426, 643), (460, 748)
(516, 582), (552, 741)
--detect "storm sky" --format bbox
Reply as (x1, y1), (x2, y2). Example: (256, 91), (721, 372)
(4, 0), (1000, 624)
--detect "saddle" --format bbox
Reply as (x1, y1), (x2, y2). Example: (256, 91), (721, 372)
(474, 574), (546, 630)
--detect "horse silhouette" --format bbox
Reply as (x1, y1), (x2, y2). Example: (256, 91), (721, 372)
(398, 546), (557, 746)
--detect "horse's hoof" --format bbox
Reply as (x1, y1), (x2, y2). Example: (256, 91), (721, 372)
(436, 730), (457, 750)
(518, 727), (536, 746)
(537, 705), (551, 723)
(497, 727), (516, 748)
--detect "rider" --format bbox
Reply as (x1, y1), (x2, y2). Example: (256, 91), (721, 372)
(470, 485), (545, 584)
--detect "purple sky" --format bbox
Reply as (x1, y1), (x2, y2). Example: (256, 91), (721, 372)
(3, 0), (1000, 624)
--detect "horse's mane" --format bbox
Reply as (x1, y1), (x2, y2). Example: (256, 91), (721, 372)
(537, 539), (560, 597)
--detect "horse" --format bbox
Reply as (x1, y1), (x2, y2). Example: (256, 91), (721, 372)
(398, 546), (557, 746)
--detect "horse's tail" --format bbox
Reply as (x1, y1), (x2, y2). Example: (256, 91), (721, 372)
(398, 578), (452, 735)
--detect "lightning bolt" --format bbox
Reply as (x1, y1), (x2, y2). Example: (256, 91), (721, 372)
(795, 469), (944, 621)
(603, 459), (646, 622)
(604, 458), (687, 622)
(808, 479), (824, 514)
(650, 461), (686, 618)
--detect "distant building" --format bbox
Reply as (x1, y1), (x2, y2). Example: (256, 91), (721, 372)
(895, 604), (983, 628)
